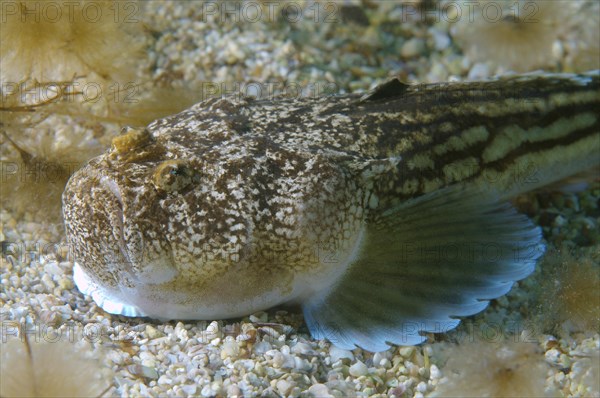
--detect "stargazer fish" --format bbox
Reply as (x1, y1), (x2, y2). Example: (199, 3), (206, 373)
(63, 72), (600, 351)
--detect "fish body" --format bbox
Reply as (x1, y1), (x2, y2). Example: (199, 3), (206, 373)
(63, 72), (600, 351)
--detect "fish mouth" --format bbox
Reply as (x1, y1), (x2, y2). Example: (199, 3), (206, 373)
(98, 174), (177, 286)
(98, 175), (134, 270)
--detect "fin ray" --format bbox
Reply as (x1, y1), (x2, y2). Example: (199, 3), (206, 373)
(303, 185), (544, 351)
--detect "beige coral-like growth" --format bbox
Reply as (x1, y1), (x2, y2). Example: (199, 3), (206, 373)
(432, 338), (557, 397)
(0, 329), (114, 397)
(450, 0), (577, 72)
(537, 249), (600, 334)
(564, 0), (600, 71)
(0, 0), (146, 84)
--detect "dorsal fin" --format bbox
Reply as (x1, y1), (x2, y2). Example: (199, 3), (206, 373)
(359, 78), (410, 103)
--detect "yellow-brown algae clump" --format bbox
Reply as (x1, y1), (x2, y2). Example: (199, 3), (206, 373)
(536, 248), (600, 334)
(111, 127), (153, 155)
(432, 338), (557, 397)
(0, 0), (145, 84)
(450, 0), (576, 72)
(0, 326), (114, 397)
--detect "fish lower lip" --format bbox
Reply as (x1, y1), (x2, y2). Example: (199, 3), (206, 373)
(100, 175), (124, 208)
(99, 176), (131, 266)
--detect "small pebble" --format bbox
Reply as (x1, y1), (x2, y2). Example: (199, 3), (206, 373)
(429, 364), (441, 379)
(181, 385), (197, 395)
(157, 375), (172, 385)
(429, 28), (451, 51)
(399, 346), (415, 358)
(253, 340), (272, 355)
(330, 346), (354, 362)
(146, 325), (164, 339)
(308, 383), (332, 397)
(467, 62), (490, 80)
(349, 360), (368, 377)
(401, 38), (426, 59)
(221, 339), (240, 359)
(291, 341), (315, 355)
(226, 385), (242, 397)
(276, 379), (293, 395)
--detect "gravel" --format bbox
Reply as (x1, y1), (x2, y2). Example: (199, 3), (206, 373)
(1, 1), (598, 397)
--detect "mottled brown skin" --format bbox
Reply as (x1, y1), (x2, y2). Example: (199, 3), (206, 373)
(62, 72), (599, 320)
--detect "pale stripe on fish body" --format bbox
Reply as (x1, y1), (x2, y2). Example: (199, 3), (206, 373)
(63, 71), (600, 351)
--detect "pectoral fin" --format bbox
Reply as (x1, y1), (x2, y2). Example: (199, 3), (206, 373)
(302, 185), (545, 352)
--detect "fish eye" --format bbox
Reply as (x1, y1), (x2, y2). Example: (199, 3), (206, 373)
(153, 160), (194, 193)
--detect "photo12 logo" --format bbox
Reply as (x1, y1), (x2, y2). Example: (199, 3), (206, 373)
(2, 241), (74, 264)
(1, 158), (81, 184)
(197, 1), (340, 23)
(198, 81), (340, 101)
(1, 81), (141, 106)
(1, 321), (138, 344)
(1, 1), (139, 24)
(399, 1), (540, 23)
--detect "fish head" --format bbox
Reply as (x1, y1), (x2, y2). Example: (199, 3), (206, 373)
(62, 127), (182, 294)
(62, 101), (365, 318)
